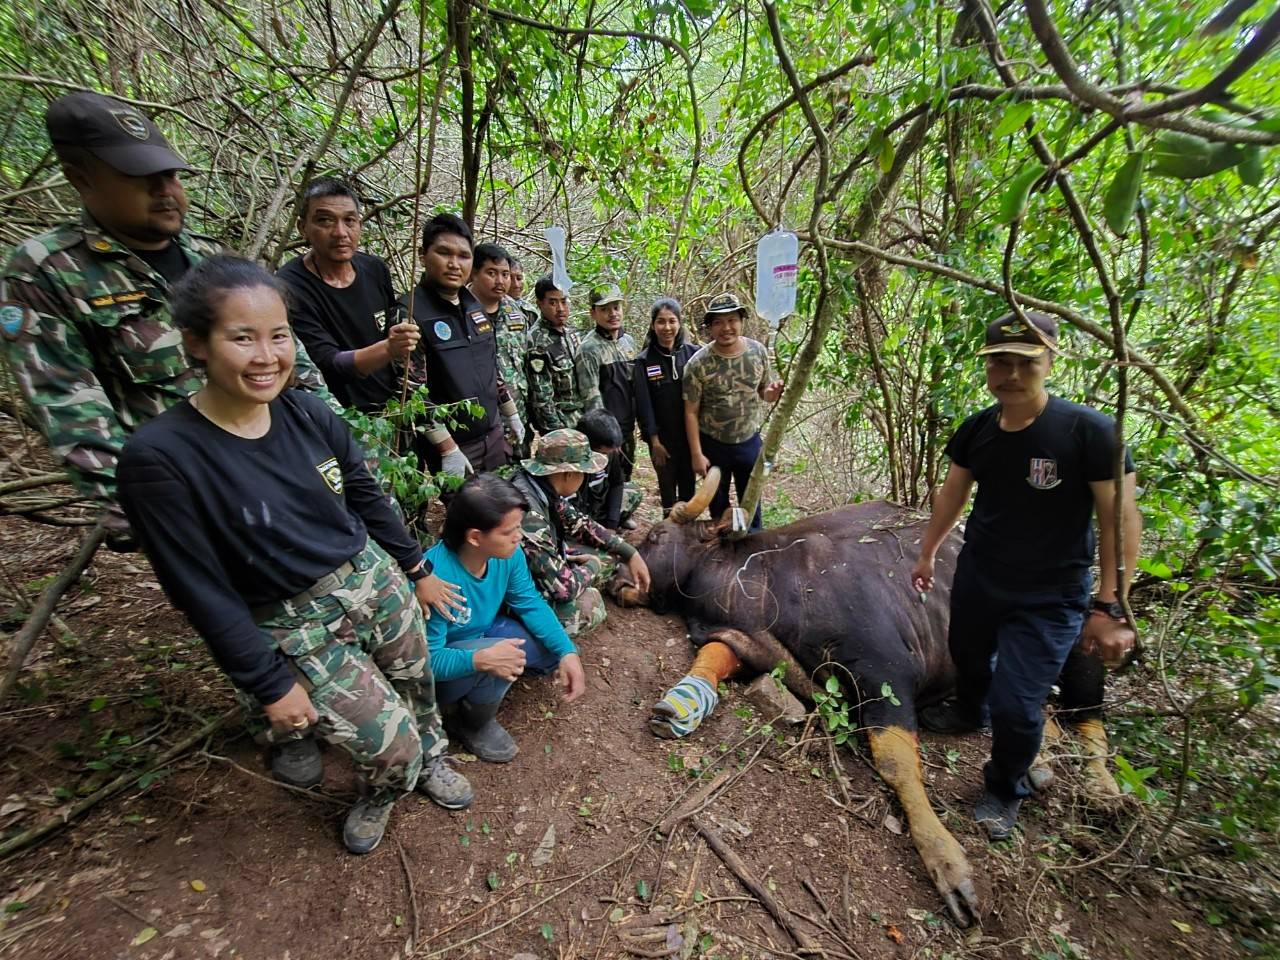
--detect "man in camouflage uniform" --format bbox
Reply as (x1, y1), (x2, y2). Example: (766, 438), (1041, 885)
(511, 430), (651, 637)
(683, 292), (784, 533)
(508, 256), (541, 327)
(525, 274), (585, 434)
(0, 91), (333, 787)
(468, 242), (531, 457)
(576, 283), (639, 481)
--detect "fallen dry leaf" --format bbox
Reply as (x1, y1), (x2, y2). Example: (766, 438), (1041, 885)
(885, 923), (905, 944)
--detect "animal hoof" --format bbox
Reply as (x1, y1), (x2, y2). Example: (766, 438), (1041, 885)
(941, 878), (981, 927)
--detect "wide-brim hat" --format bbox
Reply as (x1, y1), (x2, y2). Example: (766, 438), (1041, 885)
(702, 291), (747, 324)
(977, 310), (1059, 357)
(521, 429), (609, 476)
(46, 92), (189, 176)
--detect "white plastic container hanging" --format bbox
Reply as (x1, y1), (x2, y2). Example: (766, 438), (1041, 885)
(754, 229), (798, 330)
(544, 226), (572, 292)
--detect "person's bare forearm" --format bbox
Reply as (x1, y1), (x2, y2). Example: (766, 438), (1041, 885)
(684, 404), (703, 460)
(351, 339), (392, 376)
(919, 470), (973, 561)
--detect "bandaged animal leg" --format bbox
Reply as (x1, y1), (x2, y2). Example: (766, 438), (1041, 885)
(868, 726), (979, 926)
(1072, 717), (1121, 799)
(1028, 713), (1064, 792)
(649, 642), (741, 739)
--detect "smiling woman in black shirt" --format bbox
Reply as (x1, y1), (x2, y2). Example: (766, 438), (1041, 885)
(117, 256), (471, 855)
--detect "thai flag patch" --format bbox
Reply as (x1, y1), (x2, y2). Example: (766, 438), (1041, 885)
(646, 365), (663, 380)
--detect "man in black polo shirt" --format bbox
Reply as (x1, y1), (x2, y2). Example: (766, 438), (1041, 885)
(910, 310), (1139, 840)
(277, 178), (420, 412)
(404, 214), (520, 477)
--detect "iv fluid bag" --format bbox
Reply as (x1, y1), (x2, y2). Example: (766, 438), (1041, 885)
(545, 226), (572, 292)
(755, 230), (798, 328)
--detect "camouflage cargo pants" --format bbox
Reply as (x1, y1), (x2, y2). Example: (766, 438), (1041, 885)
(555, 546), (618, 638)
(254, 540), (446, 804)
(619, 482), (642, 526)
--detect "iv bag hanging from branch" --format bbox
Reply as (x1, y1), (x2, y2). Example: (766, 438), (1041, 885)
(755, 229), (798, 329)
(545, 226), (572, 292)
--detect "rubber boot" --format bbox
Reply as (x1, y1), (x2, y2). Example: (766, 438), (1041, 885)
(271, 735), (323, 788)
(450, 698), (518, 763)
(1028, 715), (1063, 792)
(1073, 718), (1122, 800)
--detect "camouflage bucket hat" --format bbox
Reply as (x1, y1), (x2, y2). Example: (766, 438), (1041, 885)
(522, 429), (609, 476)
(702, 291), (747, 325)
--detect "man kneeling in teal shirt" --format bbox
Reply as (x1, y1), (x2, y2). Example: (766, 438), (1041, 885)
(426, 474), (587, 762)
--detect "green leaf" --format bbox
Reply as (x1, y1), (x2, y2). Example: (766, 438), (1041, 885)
(636, 879), (650, 901)
(486, 871), (500, 890)
(1103, 151), (1144, 237)
(999, 164), (1044, 223)
(992, 101), (1034, 139)
(89, 696), (108, 713)
(879, 681), (901, 707)
(130, 927), (158, 946)
(1237, 145), (1264, 186)
(539, 922), (554, 941)
(878, 136), (895, 174)
(825, 674), (840, 694)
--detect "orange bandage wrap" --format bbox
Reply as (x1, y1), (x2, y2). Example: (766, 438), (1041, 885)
(689, 641), (741, 686)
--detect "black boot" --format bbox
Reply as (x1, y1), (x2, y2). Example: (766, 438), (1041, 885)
(271, 735), (323, 788)
(449, 698), (518, 763)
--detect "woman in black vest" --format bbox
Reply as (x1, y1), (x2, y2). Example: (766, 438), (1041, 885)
(633, 298), (699, 513)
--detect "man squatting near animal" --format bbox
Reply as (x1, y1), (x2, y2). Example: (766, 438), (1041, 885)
(468, 242), (532, 459)
(684, 293), (784, 533)
(575, 409), (643, 531)
(0, 91), (342, 788)
(576, 283), (639, 484)
(525, 274), (585, 434)
(403, 214), (525, 479)
(911, 310), (1140, 839)
(423, 474), (586, 762)
(511, 430), (651, 638)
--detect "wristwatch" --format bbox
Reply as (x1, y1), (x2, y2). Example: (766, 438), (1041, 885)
(1091, 597), (1125, 620)
(407, 565), (431, 584)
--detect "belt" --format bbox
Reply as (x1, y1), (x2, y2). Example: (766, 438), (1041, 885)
(251, 558), (357, 623)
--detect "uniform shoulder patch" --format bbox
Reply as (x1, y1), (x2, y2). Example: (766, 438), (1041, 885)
(530, 357), (545, 373)
(0, 302), (31, 341)
(316, 457), (344, 494)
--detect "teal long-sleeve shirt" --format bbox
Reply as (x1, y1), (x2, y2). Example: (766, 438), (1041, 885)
(423, 541), (576, 682)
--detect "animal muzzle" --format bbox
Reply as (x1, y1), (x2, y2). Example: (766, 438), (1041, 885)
(668, 467), (720, 523)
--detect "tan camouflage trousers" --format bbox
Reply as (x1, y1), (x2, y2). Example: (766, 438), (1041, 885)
(254, 540), (446, 803)
(555, 547), (617, 638)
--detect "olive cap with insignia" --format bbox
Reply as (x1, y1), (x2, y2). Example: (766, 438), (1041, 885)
(522, 429), (608, 476)
(46, 91), (190, 177)
(701, 291), (747, 325)
(588, 283), (625, 307)
(977, 310), (1059, 358)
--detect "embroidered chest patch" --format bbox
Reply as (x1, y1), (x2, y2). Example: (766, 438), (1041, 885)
(433, 320), (452, 341)
(646, 365), (663, 380)
(1026, 458), (1061, 490)
(317, 457), (344, 494)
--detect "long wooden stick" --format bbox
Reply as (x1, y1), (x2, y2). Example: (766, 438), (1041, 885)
(692, 817), (822, 953)
(0, 520), (108, 704)
(0, 707), (239, 859)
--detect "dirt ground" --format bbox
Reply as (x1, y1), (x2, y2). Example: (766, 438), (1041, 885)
(0, 445), (1257, 960)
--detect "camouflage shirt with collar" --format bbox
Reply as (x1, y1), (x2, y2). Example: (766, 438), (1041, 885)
(0, 211), (334, 503)
(511, 468), (636, 603)
(525, 316), (585, 434)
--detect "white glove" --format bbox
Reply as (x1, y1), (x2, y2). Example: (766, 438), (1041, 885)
(503, 411), (526, 446)
(439, 446), (474, 478)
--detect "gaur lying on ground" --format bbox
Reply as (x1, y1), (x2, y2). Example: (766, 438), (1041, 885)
(614, 469), (1121, 925)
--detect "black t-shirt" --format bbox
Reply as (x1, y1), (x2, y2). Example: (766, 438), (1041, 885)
(117, 390), (423, 704)
(945, 395), (1134, 584)
(135, 241), (190, 285)
(277, 253), (403, 412)
(403, 282), (501, 442)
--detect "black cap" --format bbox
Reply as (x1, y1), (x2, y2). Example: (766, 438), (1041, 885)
(978, 310), (1058, 358)
(46, 92), (189, 176)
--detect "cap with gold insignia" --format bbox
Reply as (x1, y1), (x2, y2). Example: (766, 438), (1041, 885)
(46, 92), (190, 177)
(977, 310), (1058, 358)
(588, 283), (624, 307)
(701, 291), (747, 325)
(521, 429), (608, 476)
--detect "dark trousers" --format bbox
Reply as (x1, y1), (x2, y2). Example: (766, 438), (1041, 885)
(417, 421), (512, 475)
(433, 615), (561, 706)
(620, 423), (637, 482)
(700, 431), (763, 532)
(948, 549), (1090, 801)
(653, 437), (695, 511)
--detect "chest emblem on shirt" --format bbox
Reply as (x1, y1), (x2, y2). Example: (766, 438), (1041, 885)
(1027, 457), (1061, 490)
(433, 320), (452, 341)
(646, 365), (663, 380)
(317, 457), (344, 494)
(530, 357), (545, 372)
(474, 319), (493, 334)
(0, 303), (26, 339)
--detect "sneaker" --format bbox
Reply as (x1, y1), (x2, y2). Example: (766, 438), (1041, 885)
(271, 735), (322, 788)
(975, 789), (1021, 841)
(417, 754), (474, 809)
(918, 701), (987, 735)
(343, 798), (395, 854)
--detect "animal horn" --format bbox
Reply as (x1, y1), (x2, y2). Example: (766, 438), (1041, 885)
(671, 467), (719, 522)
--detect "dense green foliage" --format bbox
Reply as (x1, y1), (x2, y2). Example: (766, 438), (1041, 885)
(1, 0), (1277, 935)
